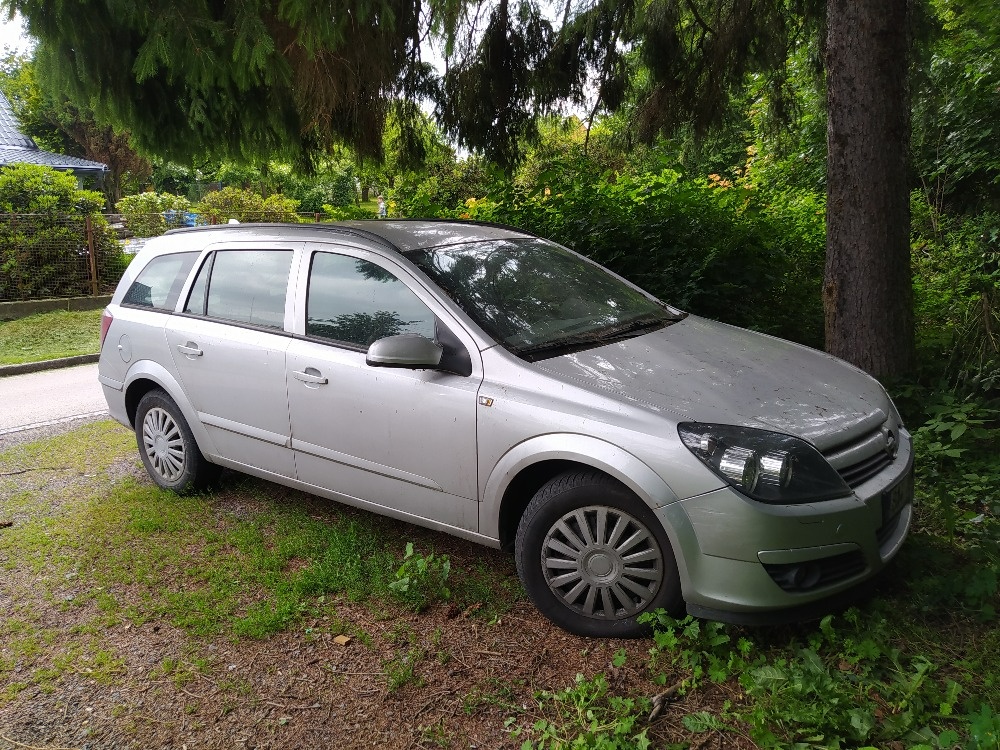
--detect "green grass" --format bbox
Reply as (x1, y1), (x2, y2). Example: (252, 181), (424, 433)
(0, 308), (103, 365)
(0, 420), (519, 650)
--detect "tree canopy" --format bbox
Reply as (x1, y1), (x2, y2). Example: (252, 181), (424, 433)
(4, 0), (927, 377)
(5, 0), (822, 170)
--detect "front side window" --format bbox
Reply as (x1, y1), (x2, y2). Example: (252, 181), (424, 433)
(122, 252), (198, 310)
(405, 239), (683, 360)
(306, 253), (436, 347)
(197, 250), (293, 330)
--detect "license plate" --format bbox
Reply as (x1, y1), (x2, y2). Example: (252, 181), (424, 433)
(882, 470), (914, 524)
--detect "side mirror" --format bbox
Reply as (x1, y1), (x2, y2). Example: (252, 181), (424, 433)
(366, 334), (444, 369)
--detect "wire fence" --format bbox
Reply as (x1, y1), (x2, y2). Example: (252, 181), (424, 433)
(0, 211), (364, 302)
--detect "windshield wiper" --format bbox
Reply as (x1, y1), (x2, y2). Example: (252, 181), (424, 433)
(518, 315), (677, 360)
(593, 315), (672, 342)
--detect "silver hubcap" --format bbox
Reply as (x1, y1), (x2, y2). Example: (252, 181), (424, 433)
(541, 505), (663, 620)
(142, 407), (185, 482)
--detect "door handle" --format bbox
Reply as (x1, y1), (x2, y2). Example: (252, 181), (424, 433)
(177, 342), (203, 357)
(292, 368), (328, 385)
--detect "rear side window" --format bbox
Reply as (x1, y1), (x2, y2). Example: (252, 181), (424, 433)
(122, 252), (198, 310)
(196, 250), (293, 330)
(306, 253), (436, 347)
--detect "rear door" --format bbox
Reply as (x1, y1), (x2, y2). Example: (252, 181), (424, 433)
(165, 241), (302, 478)
(285, 243), (483, 531)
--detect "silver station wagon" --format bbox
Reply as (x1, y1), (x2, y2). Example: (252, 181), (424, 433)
(98, 221), (913, 637)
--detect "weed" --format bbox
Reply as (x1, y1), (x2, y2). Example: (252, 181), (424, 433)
(463, 678), (522, 715)
(388, 542), (451, 612)
(512, 673), (651, 749)
(383, 646), (425, 693)
(640, 612), (752, 692)
(418, 717), (452, 747)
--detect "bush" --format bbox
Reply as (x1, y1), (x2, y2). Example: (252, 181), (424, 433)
(116, 191), (193, 237)
(194, 187), (300, 224)
(430, 172), (827, 347)
(0, 164), (122, 300)
(321, 203), (377, 221)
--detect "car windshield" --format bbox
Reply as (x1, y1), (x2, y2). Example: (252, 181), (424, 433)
(405, 238), (683, 360)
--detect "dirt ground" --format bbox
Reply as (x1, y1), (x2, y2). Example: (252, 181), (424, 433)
(1, 602), (746, 750)
(0, 419), (749, 750)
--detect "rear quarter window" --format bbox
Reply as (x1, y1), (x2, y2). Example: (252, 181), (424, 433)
(122, 252), (198, 311)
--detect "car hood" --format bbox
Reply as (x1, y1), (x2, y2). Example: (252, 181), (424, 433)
(533, 316), (890, 451)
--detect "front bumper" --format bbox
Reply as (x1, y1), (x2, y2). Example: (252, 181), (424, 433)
(659, 444), (913, 623)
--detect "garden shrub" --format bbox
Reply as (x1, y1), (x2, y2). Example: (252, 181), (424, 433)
(289, 168), (358, 213)
(0, 163), (122, 300)
(194, 186), (300, 224)
(407, 170), (827, 347)
(116, 191), (192, 237)
(321, 203), (377, 221)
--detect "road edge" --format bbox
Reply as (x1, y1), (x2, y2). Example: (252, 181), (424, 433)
(0, 353), (101, 378)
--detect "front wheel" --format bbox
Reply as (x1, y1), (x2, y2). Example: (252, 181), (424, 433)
(515, 470), (683, 637)
(134, 389), (219, 494)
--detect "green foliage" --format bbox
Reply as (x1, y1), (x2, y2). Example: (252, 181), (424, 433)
(387, 542), (451, 612)
(322, 203), (377, 221)
(285, 162), (358, 212)
(640, 613), (752, 692)
(633, 609), (997, 749)
(738, 612), (970, 748)
(512, 673), (653, 750)
(407, 170), (826, 347)
(911, 203), (1000, 392)
(391, 156), (496, 221)
(0, 162), (103, 214)
(193, 187), (300, 224)
(116, 191), (192, 237)
(0, 164), (122, 300)
(907, 392), (1000, 620)
(912, 0), (1000, 214)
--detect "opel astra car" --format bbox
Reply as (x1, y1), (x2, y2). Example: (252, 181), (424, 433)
(98, 220), (913, 637)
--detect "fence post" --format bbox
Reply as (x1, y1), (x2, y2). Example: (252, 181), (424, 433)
(85, 215), (99, 296)
(315, 212), (320, 223)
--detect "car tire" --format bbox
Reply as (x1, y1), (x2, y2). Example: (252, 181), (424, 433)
(515, 469), (683, 637)
(134, 389), (219, 494)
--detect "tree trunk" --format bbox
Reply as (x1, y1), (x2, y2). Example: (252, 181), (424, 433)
(824, 0), (914, 379)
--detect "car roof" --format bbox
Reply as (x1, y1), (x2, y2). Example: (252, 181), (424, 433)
(163, 219), (536, 253)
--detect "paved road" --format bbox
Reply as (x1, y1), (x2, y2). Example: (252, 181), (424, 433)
(0, 363), (107, 436)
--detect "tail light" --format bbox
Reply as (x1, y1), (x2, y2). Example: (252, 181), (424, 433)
(100, 308), (114, 350)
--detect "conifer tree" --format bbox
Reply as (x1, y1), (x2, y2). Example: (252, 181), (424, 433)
(6, 0), (914, 376)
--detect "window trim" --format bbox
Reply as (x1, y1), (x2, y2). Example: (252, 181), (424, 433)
(119, 251), (200, 313)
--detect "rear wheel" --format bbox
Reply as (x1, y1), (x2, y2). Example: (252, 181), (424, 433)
(134, 389), (219, 493)
(515, 470), (683, 637)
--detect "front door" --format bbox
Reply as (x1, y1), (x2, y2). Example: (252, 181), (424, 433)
(285, 248), (482, 531)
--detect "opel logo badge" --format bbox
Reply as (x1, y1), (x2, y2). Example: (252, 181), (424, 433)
(885, 429), (898, 458)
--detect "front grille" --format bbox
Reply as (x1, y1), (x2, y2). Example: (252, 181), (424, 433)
(763, 550), (867, 593)
(839, 451), (893, 487)
(822, 426), (896, 488)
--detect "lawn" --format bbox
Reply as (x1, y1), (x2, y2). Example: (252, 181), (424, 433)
(0, 420), (997, 749)
(0, 308), (103, 365)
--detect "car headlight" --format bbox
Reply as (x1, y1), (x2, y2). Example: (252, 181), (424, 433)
(677, 422), (851, 504)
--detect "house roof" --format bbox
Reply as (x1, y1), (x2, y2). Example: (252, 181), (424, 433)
(0, 92), (107, 177)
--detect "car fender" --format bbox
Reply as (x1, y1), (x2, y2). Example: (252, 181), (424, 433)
(123, 359), (218, 458)
(479, 433), (682, 541)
